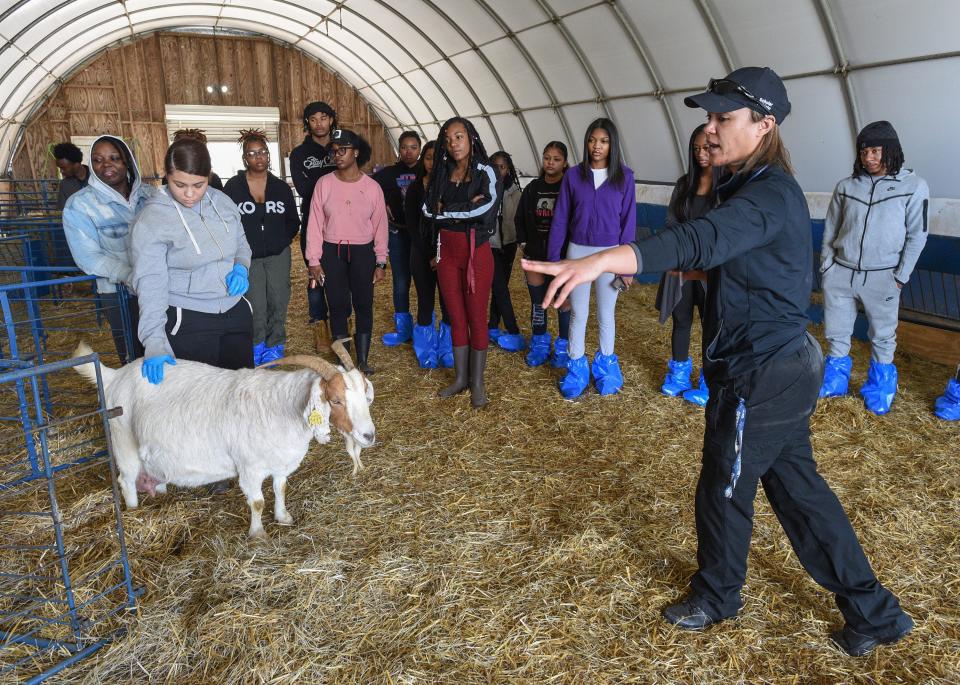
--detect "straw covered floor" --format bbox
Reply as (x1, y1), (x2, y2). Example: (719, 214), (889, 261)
(19, 253), (960, 684)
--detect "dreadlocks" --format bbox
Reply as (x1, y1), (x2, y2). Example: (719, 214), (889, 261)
(425, 117), (491, 213)
(172, 128), (208, 144)
(490, 150), (520, 193)
(238, 128), (269, 150)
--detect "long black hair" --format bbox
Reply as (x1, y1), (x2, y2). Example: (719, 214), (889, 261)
(669, 124), (714, 223)
(853, 143), (904, 178)
(490, 150), (520, 193)
(424, 117), (491, 213)
(416, 140), (436, 183)
(578, 117), (625, 187)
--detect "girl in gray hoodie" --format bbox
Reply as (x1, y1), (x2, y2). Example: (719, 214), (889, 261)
(129, 138), (253, 384)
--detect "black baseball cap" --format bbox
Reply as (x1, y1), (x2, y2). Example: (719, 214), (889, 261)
(330, 129), (360, 148)
(685, 67), (791, 124)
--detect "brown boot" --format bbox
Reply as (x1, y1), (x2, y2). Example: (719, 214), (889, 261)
(469, 347), (488, 408)
(313, 320), (332, 354)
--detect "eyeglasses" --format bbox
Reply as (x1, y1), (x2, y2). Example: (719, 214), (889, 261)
(708, 78), (772, 113)
(332, 146), (355, 156)
(244, 149), (269, 158)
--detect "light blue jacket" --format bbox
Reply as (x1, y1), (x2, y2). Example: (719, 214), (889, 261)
(61, 136), (154, 293)
(129, 186), (252, 359)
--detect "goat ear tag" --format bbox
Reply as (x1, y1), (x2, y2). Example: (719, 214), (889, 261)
(308, 409), (324, 426)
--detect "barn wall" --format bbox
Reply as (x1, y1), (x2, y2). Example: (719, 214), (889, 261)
(11, 32), (396, 180)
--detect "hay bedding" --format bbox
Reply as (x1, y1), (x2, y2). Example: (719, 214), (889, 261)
(14, 249), (957, 684)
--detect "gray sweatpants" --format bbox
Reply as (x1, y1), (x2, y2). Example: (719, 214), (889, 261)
(248, 247), (292, 346)
(822, 262), (901, 363)
(566, 242), (622, 359)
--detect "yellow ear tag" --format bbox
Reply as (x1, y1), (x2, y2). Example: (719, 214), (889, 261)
(308, 409), (324, 426)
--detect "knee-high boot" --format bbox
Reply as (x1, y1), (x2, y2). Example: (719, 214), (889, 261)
(470, 347), (488, 408)
(439, 346), (470, 398)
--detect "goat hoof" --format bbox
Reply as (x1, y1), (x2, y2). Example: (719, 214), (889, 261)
(249, 527), (268, 539)
(276, 513), (294, 526)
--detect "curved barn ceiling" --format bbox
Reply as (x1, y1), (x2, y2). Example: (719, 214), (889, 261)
(1, 0), (958, 196)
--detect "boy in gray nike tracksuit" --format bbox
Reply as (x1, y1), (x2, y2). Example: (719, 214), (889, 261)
(819, 120), (929, 414)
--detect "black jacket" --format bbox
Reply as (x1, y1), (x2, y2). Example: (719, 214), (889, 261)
(422, 159), (501, 251)
(289, 135), (336, 258)
(373, 161), (420, 231)
(223, 172), (299, 259)
(633, 164), (811, 379)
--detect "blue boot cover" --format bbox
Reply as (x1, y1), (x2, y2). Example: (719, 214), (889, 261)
(591, 351), (623, 396)
(412, 323), (438, 368)
(497, 333), (527, 352)
(260, 344), (284, 364)
(525, 333), (552, 367)
(253, 341), (267, 366)
(934, 378), (960, 421)
(382, 312), (413, 346)
(436, 321), (455, 368)
(819, 355), (853, 398)
(488, 327), (504, 343)
(860, 360), (898, 415)
(550, 338), (570, 368)
(559, 355), (590, 399)
(661, 357), (693, 396)
(682, 373), (709, 407)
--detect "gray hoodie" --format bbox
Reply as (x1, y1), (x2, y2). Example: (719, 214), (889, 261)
(61, 136), (154, 294)
(820, 168), (929, 284)
(129, 186), (252, 359)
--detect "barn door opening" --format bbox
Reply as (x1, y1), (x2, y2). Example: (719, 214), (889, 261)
(164, 105), (282, 183)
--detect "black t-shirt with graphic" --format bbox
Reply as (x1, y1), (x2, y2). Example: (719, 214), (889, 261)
(373, 161), (419, 231)
(516, 176), (563, 260)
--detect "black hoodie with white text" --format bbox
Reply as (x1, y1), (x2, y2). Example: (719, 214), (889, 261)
(223, 172), (299, 259)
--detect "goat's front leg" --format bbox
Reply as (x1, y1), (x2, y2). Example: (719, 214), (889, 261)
(238, 470), (267, 538)
(272, 474), (293, 525)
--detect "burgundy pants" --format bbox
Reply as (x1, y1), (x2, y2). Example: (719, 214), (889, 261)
(436, 229), (494, 349)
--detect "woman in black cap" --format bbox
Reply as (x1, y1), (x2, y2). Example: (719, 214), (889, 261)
(523, 66), (913, 657)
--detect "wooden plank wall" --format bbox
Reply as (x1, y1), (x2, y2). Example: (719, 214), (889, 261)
(12, 32), (396, 180)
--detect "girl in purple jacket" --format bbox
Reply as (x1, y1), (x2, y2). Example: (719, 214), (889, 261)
(546, 118), (636, 398)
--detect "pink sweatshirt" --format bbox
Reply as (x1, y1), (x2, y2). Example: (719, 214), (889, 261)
(305, 173), (388, 265)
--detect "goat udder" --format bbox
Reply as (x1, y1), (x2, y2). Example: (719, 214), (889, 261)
(136, 471), (163, 497)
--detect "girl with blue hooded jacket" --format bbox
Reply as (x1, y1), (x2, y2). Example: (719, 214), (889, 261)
(129, 137), (253, 385)
(546, 118), (636, 399)
(62, 135), (154, 362)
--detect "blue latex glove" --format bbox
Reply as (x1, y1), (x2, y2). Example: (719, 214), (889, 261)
(225, 264), (249, 296)
(141, 355), (176, 385)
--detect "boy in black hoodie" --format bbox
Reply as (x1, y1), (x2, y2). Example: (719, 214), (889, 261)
(224, 129), (300, 365)
(289, 101), (339, 352)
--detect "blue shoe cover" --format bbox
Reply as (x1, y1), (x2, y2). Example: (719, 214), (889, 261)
(661, 357), (693, 396)
(436, 321), (454, 368)
(488, 327), (504, 343)
(382, 312), (413, 346)
(412, 322), (438, 368)
(591, 351), (623, 396)
(819, 355), (853, 398)
(559, 355), (590, 399)
(934, 377), (960, 421)
(253, 341), (267, 366)
(682, 373), (709, 406)
(497, 333), (527, 352)
(525, 333), (552, 367)
(860, 360), (897, 415)
(260, 344), (284, 364)
(550, 338), (570, 368)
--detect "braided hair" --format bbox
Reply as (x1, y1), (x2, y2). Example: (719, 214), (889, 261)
(237, 128), (269, 148)
(490, 150), (520, 193)
(424, 117), (491, 214)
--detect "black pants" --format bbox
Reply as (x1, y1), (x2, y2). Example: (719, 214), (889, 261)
(321, 241), (375, 339)
(488, 243), (519, 334)
(165, 299), (254, 370)
(691, 332), (911, 639)
(671, 280), (705, 361)
(410, 235), (449, 326)
(102, 290), (144, 362)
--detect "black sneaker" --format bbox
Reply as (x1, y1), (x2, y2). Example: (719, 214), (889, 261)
(830, 624), (912, 657)
(662, 597), (722, 631)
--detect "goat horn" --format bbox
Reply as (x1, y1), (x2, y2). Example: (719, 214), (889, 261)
(331, 338), (355, 371)
(259, 355), (339, 380)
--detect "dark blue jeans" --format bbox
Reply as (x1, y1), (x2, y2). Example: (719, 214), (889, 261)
(690, 332), (912, 639)
(388, 228), (411, 314)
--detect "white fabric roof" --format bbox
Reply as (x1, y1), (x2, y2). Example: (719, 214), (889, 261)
(1, 0), (958, 197)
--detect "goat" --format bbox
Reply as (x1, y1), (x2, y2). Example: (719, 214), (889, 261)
(72, 340), (374, 538)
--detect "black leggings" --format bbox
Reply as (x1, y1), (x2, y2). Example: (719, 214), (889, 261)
(671, 280), (705, 362)
(488, 243), (519, 334)
(165, 298), (253, 370)
(321, 241), (375, 339)
(410, 235), (449, 327)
